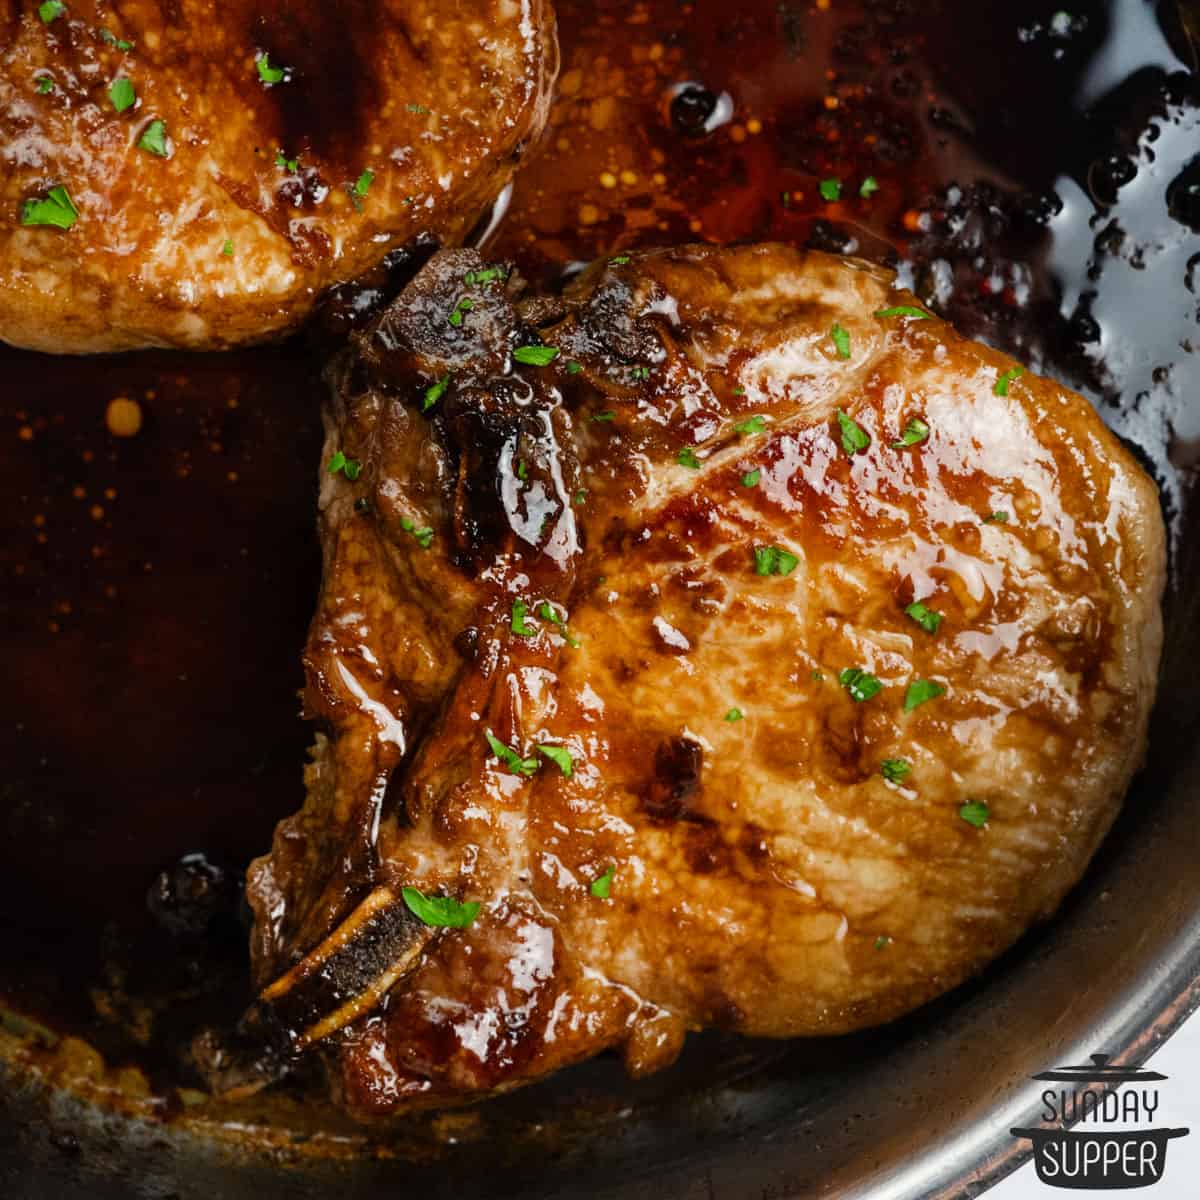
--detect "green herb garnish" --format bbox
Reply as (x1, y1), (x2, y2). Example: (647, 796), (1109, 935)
(904, 601), (943, 635)
(860, 176), (880, 198)
(875, 305), (931, 320)
(735, 415), (767, 435)
(464, 266), (506, 285)
(732, 385), (746, 396)
(536, 601), (579, 647)
(448, 296), (474, 327)
(839, 668), (882, 703)
(592, 410), (615, 422)
(137, 119), (168, 157)
(830, 322), (851, 359)
(609, 255), (630, 265)
(400, 518), (434, 548)
(514, 345), (559, 366)
(423, 373), (450, 411)
(20, 184), (77, 229)
(109, 77), (135, 113)
(893, 418), (930, 448)
(590, 866), (615, 899)
(327, 451), (362, 480)
(754, 545), (799, 576)
(677, 448), (701, 469)
(904, 679), (945, 712)
(38, 0), (65, 24)
(98, 28), (133, 50)
(256, 53), (286, 84)
(485, 729), (539, 777)
(984, 510), (1009, 524)
(724, 707), (744, 722)
(401, 886), (480, 928)
(511, 599), (536, 636)
(35, 76), (54, 94)
(836, 409), (871, 455)
(740, 469), (761, 488)
(274, 149), (299, 171)
(994, 366), (1025, 396)
(537, 744), (574, 777)
(221, 239), (234, 257)
(566, 361), (583, 374)
(959, 801), (990, 828)
(880, 758), (911, 782)
(874, 934), (891, 950)
(353, 168), (374, 199)
(819, 178), (841, 201)
(406, 103), (430, 114)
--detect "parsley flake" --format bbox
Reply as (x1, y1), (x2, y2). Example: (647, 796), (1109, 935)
(904, 600), (943, 635)
(590, 866), (615, 899)
(609, 255), (630, 265)
(98, 28), (133, 50)
(904, 679), (945, 712)
(406, 103), (430, 114)
(839, 668), (883, 703)
(423, 373), (450, 411)
(880, 758), (911, 783)
(566, 361), (583, 374)
(20, 184), (77, 230)
(836, 408), (871, 455)
(537, 744), (574, 777)
(735, 415), (767, 435)
(893, 417), (930, 448)
(677, 447), (701, 469)
(401, 886), (480, 929)
(352, 168), (374, 202)
(38, 0), (65, 24)
(327, 451), (362, 480)
(860, 176), (880, 198)
(741, 469), (761, 488)
(959, 801), (990, 828)
(137, 119), (168, 157)
(536, 601), (579, 647)
(994, 366), (1025, 396)
(819, 177), (841, 201)
(514, 345), (559, 366)
(485, 729), (539, 777)
(732, 385), (746, 396)
(724, 707), (744, 722)
(875, 305), (932, 321)
(400, 518), (434, 549)
(448, 296), (474, 327)
(874, 934), (891, 950)
(511, 599), (536, 636)
(255, 52), (286, 85)
(109, 77), (135, 113)
(221, 239), (234, 257)
(830, 322), (851, 359)
(35, 75), (54, 94)
(464, 266), (506, 286)
(753, 545), (799, 576)
(592, 410), (616, 423)
(274, 149), (299, 172)
(984, 510), (1009, 524)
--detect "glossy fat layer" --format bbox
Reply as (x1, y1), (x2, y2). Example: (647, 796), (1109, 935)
(0, 0), (555, 351)
(247, 244), (1165, 1118)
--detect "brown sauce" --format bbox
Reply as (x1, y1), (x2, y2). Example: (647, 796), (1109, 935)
(0, 0), (1197, 1110)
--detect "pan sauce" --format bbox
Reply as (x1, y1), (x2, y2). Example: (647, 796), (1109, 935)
(0, 0), (1196, 1131)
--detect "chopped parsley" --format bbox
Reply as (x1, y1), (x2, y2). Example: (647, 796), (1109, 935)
(448, 296), (474, 327)
(514, 345), (559, 366)
(406, 102), (430, 114)
(630, 365), (650, 382)
(735, 415), (767, 435)
(274, 149), (299, 172)
(511, 599), (536, 636)
(400, 518), (434, 549)
(959, 801), (990, 828)
(590, 866), (615, 899)
(875, 305), (932, 321)
(819, 177), (841, 201)
(401, 886), (480, 929)
(677, 448), (701, 469)
(839, 668), (883, 703)
(572, 488), (587, 505)
(609, 255), (630, 265)
(221, 239), (234, 257)
(20, 184), (77, 230)
(464, 266), (506, 286)
(537, 744), (574, 777)
(893, 417), (930, 448)
(485, 729), (539, 776)
(536, 601), (579, 646)
(423, 373), (450, 411)
(984, 510), (1009, 524)
(904, 679), (945, 712)
(754, 545), (799, 576)
(874, 934), (891, 950)
(994, 366), (1025, 396)
(724, 707), (744, 722)
(860, 176), (880, 198)
(811, 670), (825, 681)
(35, 75), (54, 94)
(836, 409), (871, 455)
(516, 459), (528, 481)
(904, 600), (943, 635)
(137, 119), (168, 157)
(98, 28), (133, 50)
(351, 169), (374, 206)
(741, 469), (761, 488)
(732, 385), (746, 396)
(255, 52), (286, 85)
(880, 758), (911, 783)
(38, 0), (65, 24)
(109, 77), (135, 113)
(326, 450), (362, 480)
(592, 410), (616, 423)
(566, 361), (583, 374)
(830, 322), (851, 360)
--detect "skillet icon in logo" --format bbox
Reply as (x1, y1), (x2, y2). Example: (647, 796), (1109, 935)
(1011, 1054), (1189, 1190)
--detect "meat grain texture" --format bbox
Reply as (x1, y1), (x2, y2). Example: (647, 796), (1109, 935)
(0, 0), (555, 352)
(243, 244), (1165, 1117)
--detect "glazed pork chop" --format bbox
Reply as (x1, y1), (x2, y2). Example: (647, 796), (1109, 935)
(0, 0), (555, 353)
(232, 244), (1164, 1116)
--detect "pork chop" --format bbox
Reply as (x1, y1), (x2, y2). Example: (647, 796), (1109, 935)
(0, 0), (555, 352)
(235, 243), (1165, 1117)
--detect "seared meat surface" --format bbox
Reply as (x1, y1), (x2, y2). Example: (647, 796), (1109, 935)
(241, 244), (1164, 1117)
(0, 0), (555, 353)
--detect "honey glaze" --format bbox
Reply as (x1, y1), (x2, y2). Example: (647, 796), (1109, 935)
(0, 0), (1196, 1116)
